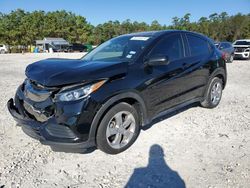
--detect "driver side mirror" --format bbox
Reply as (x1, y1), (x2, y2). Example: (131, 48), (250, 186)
(145, 55), (170, 66)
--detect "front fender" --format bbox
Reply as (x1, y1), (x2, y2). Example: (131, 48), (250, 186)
(88, 91), (148, 143)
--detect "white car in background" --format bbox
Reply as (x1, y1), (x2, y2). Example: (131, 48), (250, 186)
(0, 44), (8, 54)
(233, 39), (250, 59)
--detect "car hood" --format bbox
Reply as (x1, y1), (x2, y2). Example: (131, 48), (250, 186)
(233, 45), (250, 48)
(25, 58), (128, 87)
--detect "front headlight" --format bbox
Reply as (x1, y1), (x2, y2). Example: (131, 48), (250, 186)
(56, 80), (106, 102)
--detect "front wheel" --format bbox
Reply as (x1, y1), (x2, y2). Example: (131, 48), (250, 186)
(201, 77), (223, 108)
(96, 102), (140, 154)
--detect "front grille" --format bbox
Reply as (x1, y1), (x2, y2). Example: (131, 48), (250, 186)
(235, 47), (245, 52)
(22, 79), (56, 122)
(24, 80), (51, 102)
(23, 101), (51, 122)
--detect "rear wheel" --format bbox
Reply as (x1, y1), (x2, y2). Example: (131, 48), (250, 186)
(201, 77), (223, 108)
(96, 102), (140, 154)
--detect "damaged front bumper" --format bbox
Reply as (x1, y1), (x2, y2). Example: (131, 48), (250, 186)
(7, 82), (97, 153)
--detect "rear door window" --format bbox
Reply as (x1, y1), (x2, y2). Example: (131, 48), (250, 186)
(186, 34), (210, 56)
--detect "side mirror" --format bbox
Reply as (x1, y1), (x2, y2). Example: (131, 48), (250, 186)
(145, 55), (170, 66)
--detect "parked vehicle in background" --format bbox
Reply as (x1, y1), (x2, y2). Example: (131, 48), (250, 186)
(0, 44), (8, 54)
(36, 38), (70, 53)
(65, 43), (87, 52)
(52, 45), (70, 52)
(215, 42), (234, 63)
(233, 39), (250, 60)
(8, 30), (227, 154)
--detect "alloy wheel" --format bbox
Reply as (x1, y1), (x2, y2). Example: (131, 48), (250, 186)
(211, 82), (222, 105)
(106, 111), (136, 149)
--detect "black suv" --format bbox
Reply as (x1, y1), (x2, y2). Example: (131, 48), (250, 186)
(8, 30), (227, 154)
(65, 43), (87, 52)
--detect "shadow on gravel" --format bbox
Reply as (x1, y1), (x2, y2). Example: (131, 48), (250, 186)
(125, 144), (186, 188)
(142, 102), (199, 131)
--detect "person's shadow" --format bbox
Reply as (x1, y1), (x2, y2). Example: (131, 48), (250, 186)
(125, 144), (186, 188)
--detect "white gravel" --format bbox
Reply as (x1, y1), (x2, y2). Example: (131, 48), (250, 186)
(0, 53), (249, 188)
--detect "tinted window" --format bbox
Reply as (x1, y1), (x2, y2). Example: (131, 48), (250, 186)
(0, 45), (3, 47)
(186, 34), (210, 56)
(234, 41), (250, 45)
(220, 43), (227, 49)
(225, 43), (232, 48)
(149, 34), (184, 61)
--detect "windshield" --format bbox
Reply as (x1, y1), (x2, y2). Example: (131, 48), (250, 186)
(82, 35), (153, 62)
(234, 41), (250, 45)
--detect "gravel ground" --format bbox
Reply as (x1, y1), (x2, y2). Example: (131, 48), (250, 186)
(0, 53), (249, 188)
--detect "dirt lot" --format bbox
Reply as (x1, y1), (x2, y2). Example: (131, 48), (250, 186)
(0, 53), (249, 188)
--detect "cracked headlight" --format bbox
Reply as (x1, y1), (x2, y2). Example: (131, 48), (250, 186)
(56, 80), (106, 102)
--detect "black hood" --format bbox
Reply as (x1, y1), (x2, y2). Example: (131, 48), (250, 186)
(25, 58), (128, 87)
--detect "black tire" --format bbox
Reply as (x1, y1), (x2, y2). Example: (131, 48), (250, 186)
(96, 102), (140, 154)
(201, 77), (223, 108)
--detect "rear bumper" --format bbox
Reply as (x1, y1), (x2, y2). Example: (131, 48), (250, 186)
(7, 98), (96, 153)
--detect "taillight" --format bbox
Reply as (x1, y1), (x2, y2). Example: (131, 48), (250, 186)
(222, 52), (227, 61)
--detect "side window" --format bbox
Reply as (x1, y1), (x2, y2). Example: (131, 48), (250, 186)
(186, 34), (210, 56)
(225, 43), (231, 48)
(220, 43), (227, 49)
(0, 45), (3, 47)
(149, 34), (184, 61)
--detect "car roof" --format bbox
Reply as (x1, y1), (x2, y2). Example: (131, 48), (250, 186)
(217, 41), (232, 45)
(220, 41), (231, 44)
(121, 30), (212, 41)
(122, 30), (175, 37)
(235, 39), (250, 42)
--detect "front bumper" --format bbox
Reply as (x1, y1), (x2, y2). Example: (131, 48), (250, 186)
(7, 84), (97, 153)
(234, 52), (249, 59)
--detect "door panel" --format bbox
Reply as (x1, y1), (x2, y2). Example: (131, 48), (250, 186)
(141, 33), (213, 118)
(181, 33), (212, 101)
(141, 33), (189, 117)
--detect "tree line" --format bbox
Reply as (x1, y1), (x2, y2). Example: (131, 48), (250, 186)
(0, 9), (249, 48)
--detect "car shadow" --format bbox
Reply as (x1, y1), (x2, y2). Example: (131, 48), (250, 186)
(142, 102), (199, 131)
(125, 144), (186, 188)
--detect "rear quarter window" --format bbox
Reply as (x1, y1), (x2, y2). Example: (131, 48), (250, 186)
(186, 34), (210, 56)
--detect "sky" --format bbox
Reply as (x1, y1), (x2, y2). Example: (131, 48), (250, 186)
(0, 0), (249, 26)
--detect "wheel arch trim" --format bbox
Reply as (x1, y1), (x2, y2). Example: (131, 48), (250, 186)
(210, 67), (227, 88)
(88, 91), (148, 143)
(203, 67), (227, 99)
